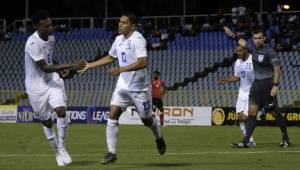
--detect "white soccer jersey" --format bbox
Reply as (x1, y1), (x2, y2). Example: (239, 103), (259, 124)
(24, 31), (60, 94)
(234, 54), (254, 100)
(109, 31), (149, 91)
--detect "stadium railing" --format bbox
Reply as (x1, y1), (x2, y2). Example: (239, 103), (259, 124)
(5, 10), (300, 32)
(6, 17), (97, 32)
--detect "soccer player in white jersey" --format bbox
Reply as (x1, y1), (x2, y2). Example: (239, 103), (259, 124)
(219, 45), (256, 146)
(24, 10), (86, 166)
(79, 12), (166, 164)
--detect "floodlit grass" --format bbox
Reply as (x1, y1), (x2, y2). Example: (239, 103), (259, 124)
(0, 123), (299, 170)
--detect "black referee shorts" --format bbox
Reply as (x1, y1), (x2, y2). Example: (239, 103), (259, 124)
(249, 78), (278, 110)
(152, 97), (164, 112)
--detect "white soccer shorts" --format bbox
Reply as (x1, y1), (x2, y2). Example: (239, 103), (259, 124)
(28, 80), (67, 121)
(110, 86), (152, 119)
(235, 98), (249, 116)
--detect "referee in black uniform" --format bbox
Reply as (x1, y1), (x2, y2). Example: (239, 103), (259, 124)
(223, 26), (291, 148)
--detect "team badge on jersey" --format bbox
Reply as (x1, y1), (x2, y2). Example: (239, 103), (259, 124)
(246, 63), (251, 69)
(258, 54), (264, 62)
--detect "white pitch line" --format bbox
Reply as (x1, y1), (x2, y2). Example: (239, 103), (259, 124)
(0, 154), (100, 157)
(166, 150), (300, 155)
(0, 150), (299, 157)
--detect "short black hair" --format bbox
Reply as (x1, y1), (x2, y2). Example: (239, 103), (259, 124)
(121, 12), (137, 24)
(31, 10), (50, 25)
(252, 29), (265, 36)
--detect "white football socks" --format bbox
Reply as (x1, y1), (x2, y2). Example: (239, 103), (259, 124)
(106, 118), (119, 154)
(43, 126), (58, 152)
(57, 117), (68, 149)
(149, 117), (162, 139)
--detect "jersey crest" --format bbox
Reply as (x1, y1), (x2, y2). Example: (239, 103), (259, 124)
(258, 54), (264, 62)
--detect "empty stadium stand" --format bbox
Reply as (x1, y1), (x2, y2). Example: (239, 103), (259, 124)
(1, 29), (299, 107)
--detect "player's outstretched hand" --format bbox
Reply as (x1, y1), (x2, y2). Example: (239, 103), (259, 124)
(109, 67), (121, 76)
(77, 60), (90, 75)
(72, 59), (86, 70)
(223, 26), (234, 38)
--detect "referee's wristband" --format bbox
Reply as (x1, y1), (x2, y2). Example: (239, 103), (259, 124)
(273, 83), (279, 86)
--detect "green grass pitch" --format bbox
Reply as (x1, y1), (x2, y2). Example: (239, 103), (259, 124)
(0, 123), (299, 170)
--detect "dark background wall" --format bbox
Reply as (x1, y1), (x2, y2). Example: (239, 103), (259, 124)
(1, 0), (299, 21)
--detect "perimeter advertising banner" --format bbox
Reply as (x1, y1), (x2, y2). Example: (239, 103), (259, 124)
(16, 106), (212, 126)
(17, 105), (40, 123)
(212, 107), (300, 126)
(120, 106), (212, 126)
(0, 105), (17, 123)
(17, 106), (109, 124)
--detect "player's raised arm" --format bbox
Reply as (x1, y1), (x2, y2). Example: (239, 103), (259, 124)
(78, 55), (115, 75)
(223, 26), (247, 47)
(218, 76), (240, 84)
(88, 55), (115, 69)
(110, 57), (147, 76)
(219, 59), (241, 84)
(36, 59), (86, 73)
